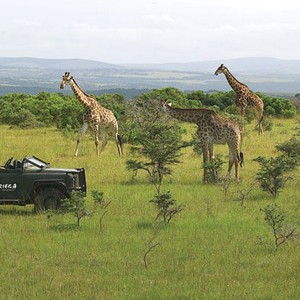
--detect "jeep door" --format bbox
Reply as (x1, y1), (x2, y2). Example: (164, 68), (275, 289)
(0, 169), (23, 199)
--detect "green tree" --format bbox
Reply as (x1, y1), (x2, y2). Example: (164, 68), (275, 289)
(275, 137), (300, 162)
(126, 122), (183, 193)
(261, 204), (298, 249)
(150, 191), (184, 224)
(254, 155), (294, 197)
(60, 191), (89, 226)
(261, 95), (298, 118)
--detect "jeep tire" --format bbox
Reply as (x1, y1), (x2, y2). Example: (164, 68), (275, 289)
(34, 187), (65, 212)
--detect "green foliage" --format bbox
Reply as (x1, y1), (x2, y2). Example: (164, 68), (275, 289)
(60, 191), (89, 226)
(261, 204), (298, 249)
(261, 94), (298, 118)
(0, 92), (83, 131)
(140, 87), (187, 106)
(149, 191), (184, 224)
(202, 154), (225, 184)
(91, 190), (111, 232)
(126, 122), (182, 193)
(261, 117), (273, 131)
(0, 90), (297, 135)
(254, 155), (294, 197)
(187, 90), (235, 110)
(275, 137), (300, 162)
(10, 108), (43, 128)
(254, 132), (300, 199)
(296, 119), (300, 136)
(91, 190), (105, 207)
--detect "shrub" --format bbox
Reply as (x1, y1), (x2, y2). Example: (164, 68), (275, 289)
(254, 155), (294, 197)
(261, 95), (298, 118)
(126, 122), (183, 193)
(261, 204), (298, 249)
(9, 108), (43, 128)
(275, 137), (300, 163)
(150, 191), (184, 224)
(202, 154), (225, 184)
(91, 190), (111, 232)
(60, 191), (89, 226)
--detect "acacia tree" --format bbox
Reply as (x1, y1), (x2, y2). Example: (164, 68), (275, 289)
(126, 97), (184, 226)
(261, 204), (298, 249)
(60, 191), (89, 226)
(254, 134), (300, 197)
(275, 137), (300, 162)
(126, 121), (183, 193)
(254, 155), (294, 197)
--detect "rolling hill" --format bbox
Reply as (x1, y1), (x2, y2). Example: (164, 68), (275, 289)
(0, 57), (300, 96)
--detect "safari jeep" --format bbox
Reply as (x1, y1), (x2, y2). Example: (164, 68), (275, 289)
(0, 156), (86, 211)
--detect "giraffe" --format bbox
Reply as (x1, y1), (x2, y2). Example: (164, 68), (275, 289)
(214, 64), (264, 135)
(161, 101), (243, 182)
(60, 72), (123, 156)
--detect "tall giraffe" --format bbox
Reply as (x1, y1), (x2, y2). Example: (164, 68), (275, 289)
(214, 64), (264, 135)
(60, 72), (123, 156)
(161, 101), (243, 182)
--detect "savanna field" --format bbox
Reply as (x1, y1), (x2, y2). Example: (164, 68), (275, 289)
(0, 116), (299, 300)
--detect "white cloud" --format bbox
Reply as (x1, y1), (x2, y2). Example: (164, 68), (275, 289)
(1, 0), (300, 63)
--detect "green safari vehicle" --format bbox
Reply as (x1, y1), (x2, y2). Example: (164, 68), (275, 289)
(0, 156), (86, 211)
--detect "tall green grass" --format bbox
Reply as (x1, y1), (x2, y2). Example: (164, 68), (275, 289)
(0, 119), (299, 299)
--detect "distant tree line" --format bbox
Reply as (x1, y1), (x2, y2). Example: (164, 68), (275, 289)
(0, 88), (298, 142)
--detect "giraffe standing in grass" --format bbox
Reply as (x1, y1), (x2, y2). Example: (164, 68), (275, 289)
(60, 72), (123, 156)
(161, 101), (243, 183)
(214, 64), (264, 135)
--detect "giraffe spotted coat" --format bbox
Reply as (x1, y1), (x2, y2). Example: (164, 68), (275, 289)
(60, 72), (123, 156)
(161, 101), (243, 182)
(215, 64), (264, 135)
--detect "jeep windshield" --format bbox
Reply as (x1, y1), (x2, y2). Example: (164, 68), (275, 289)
(23, 156), (50, 169)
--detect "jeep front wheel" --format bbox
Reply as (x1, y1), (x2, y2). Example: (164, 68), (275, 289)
(34, 187), (65, 212)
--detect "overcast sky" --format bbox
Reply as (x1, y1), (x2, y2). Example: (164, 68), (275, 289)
(1, 0), (300, 64)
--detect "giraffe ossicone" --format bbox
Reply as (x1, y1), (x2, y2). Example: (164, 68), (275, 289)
(60, 72), (123, 157)
(215, 64), (264, 135)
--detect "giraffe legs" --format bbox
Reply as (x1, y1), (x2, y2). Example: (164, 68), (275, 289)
(94, 126), (124, 157)
(258, 110), (264, 135)
(202, 143), (218, 183)
(115, 133), (123, 156)
(74, 122), (89, 157)
(202, 143), (209, 183)
(208, 144), (217, 182)
(99, 130), (107, 156)
(227, 150), (240, 182)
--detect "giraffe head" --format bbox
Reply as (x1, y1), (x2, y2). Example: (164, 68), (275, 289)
(161, 100), (172, 112)
(214, 64), (226, 76)
(60, 72), (73, 89)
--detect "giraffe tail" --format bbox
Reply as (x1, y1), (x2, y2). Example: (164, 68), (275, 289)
(260, 114), (264, 123)
(117, 134), (124, 155)
(239, 129), (244, 167)
(239, 152), (244, 167)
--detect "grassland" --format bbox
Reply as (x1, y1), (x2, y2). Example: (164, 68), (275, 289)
(0, 118), (299, 300)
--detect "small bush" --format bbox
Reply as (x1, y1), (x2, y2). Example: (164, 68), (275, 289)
(261, 204), (298, 249)
(91, 190), (111, 232)
(202, 154), (225, 184)
(60, 191), (89, 226)
(254, 155), (294, 197)
(150, 191), (184, 224)
(275, 137), (300, 163)
(126, 122), (182, 193)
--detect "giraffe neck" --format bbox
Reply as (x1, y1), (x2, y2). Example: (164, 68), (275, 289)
(69, 78), (95, 108)
(165, 105), (202, 123)
(223, 68), (248, 94)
